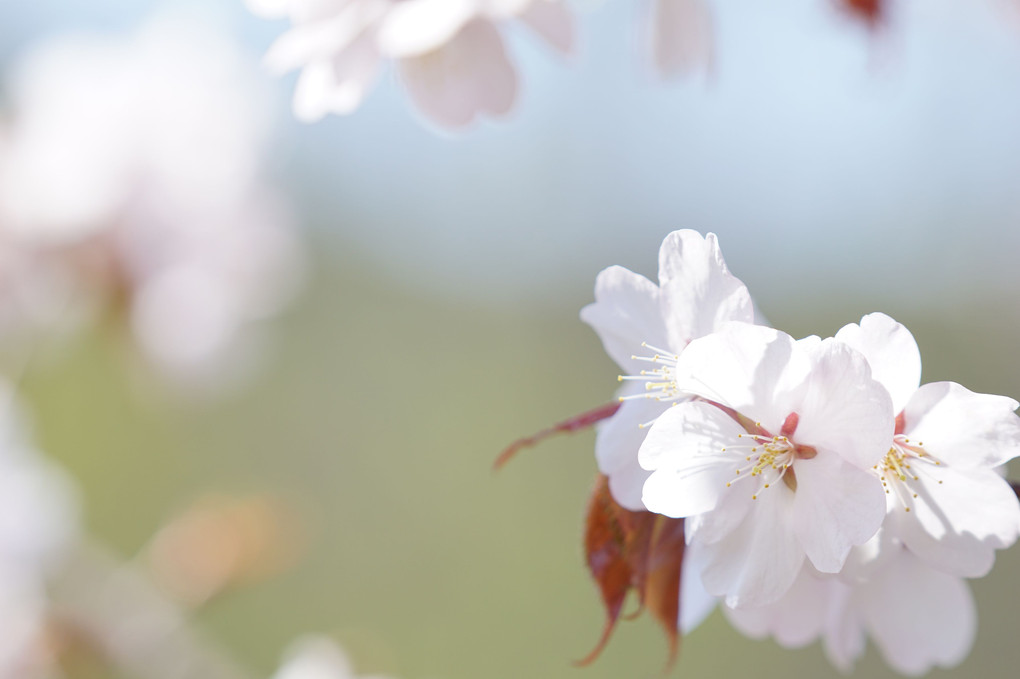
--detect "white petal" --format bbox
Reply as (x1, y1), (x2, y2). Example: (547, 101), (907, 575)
(639, 401), (749, 519)
(398, 19), (518, 129)
(646, 0), (713, 78)
(517, 0), (574, 54)
(264, 7), (377, 74)
(822, 582), (865, 674)
(679, 542), (717, 633)
(377, 0), (477, 58)
(894, 465), (1020, 577)
(903, 381), (1020, 469)
(860, 550), (976, 676)
(579, 265), (667, 375)
(794, 338), (895, 470)
(724, 567), (833, 648)
(834, 312), (921, 414)
(673, 323), (810, 432)
(656, 231), (754, 352)
(792, 453), (886, 573)
(697, 485), (805, 608)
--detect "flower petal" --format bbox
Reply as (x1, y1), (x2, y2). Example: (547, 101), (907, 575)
(580, 265), (667, 375)
(646, 0), (713, 78)
(673, 323), (810, 432)
(903, 381), (1020, 469)
(860, 550), (976, 676)
(697, 485), (805, 608)
(656, 231), (754, 352)
(679, 542), (717, 633)
(792, 453), (886, 573)
(723, 567), (832, 648)
(639, 401), (749, 520)
(517, 0), (574, 54)
(397, 19), (518, 129)
(377, 0), (477, 58)
(894, 465), (1020, 577)
(794, 338), (894, 470)
(822, 582), (865, 674)
(834, 312), (921, 414)
(592, 382), (673, 510)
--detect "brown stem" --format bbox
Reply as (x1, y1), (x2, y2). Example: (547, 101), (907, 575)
(493, 401), (621, 470)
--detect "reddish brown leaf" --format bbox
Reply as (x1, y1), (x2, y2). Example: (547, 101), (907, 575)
(493, 402), (621, 471)
(577, 475), (686, 670)
(643, 516), (687, 671)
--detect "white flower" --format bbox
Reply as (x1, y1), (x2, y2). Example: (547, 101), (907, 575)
(252, 0), (574, 128)
(273, 636), (392, 679)
(638, 322), (892, 607)
(724, 539), (976, 676)
(0, 14), (304, 387)
(835, 313), (1020, 577)
(643, 0), (714, 78)
(579, 230), (755, 510)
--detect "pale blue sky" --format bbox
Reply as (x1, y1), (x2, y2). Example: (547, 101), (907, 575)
(4, 0), (1020, 310)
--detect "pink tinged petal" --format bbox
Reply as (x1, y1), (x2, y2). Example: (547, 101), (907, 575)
(398, 19), (518, 129)
(656, 231), (754, 352)
(792, 453), (886, 573)
(517, 0), (575, 54)
(894, 465), (1020, 577)
(673, 323), (810, 431)
(377, 0), (477, 58)
(697, 486), (805, 608)
(579, 265), (667, 375)
(861, 550), (976, 676)
(794, 338), (894, 470)
(639, 401), (750, 519)
(822, 582), (865, 674)
(291, 41), (382, 121)
(903, 381), (1020, 469)
(834, 312), (921, 414)
(679, 542), (717, 634)
(647, 0), (713, 78)
(593, 383), (669, 510)
(723, 568), (833, 648)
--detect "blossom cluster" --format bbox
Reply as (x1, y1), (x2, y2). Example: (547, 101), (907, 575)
(582, 230), (1020, 674)
(0, 15), (303, 389)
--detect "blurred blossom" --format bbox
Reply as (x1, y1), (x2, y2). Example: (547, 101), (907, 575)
(249, 0), (574, 128)
(644, 0), (713, 78)
(0, 13), (304, 388)
(146, 494), (303, 608)
(0, 380), (79, 677)
(274, 637), (392, 679)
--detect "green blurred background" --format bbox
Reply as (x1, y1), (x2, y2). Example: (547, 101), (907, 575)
(23, 241), (1020, 679)
(7, 0), (1020, 677)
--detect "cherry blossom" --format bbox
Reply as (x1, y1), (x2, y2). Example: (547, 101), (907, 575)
(0, 14), (304, 387)
(835, 313), (1020, 577)
(250, 0), (573, 128)
(725, 537), (976, 676)
(638, 322), (892, 607)
(580, 230), (755, 510)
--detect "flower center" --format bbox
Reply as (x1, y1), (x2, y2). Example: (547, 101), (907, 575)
(874, 434), (943, 512)
(616, 342), (683, 428)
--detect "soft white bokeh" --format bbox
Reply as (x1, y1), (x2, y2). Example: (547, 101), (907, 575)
(0, 11), (304, 388)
